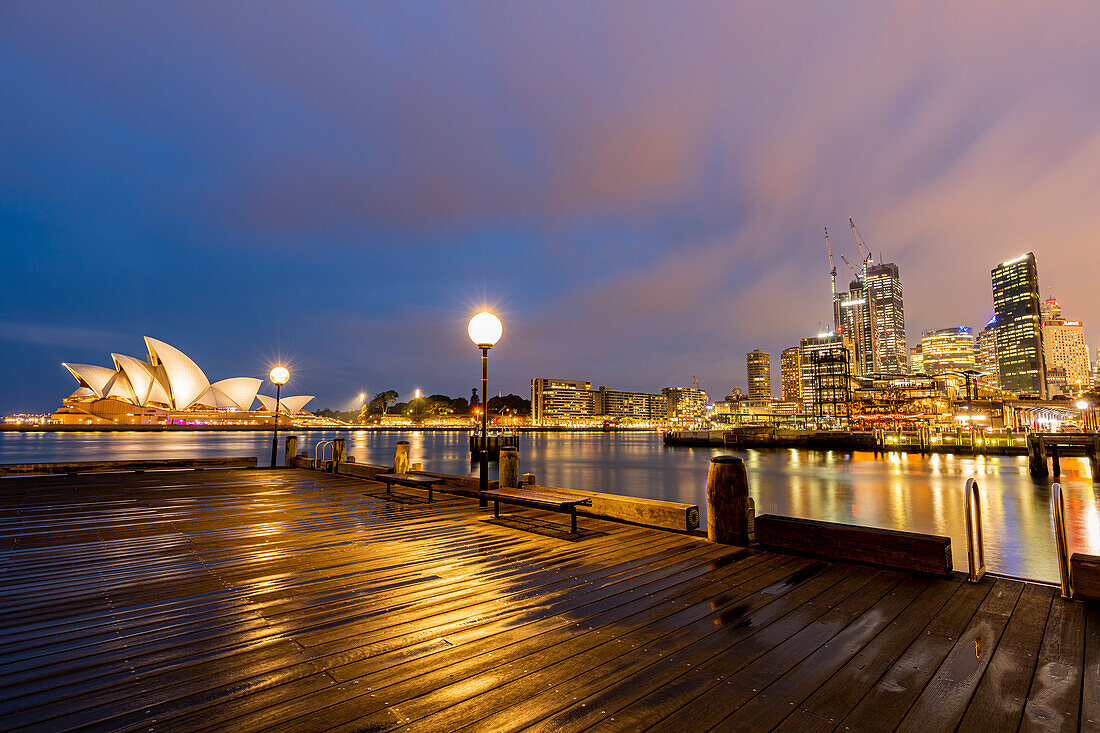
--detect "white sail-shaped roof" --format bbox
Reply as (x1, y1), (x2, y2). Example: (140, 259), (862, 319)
(255, 394), (314, 414)
(63, 363), (120, 398)
(102, 372), (137, 404)
(211, 378), (261, 411)
(144, 337), (210, 410)
(192, 386), (219, 408)
(112, 354), (162, 406)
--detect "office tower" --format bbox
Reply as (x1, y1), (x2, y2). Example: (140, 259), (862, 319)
(920, 327), (977, 375)
(594, 387), (667, 422)
(747, 349), (771, 399)
(977, 317), (1000, 388)
(1041, 296), (1062, 323)
(910, 345), (923, 374)
(530, 378), (595, 424)
(839, 278), (874, 377)
(1041, 302), (1091, 397)
(991, 253), (1046, 397)
(780, 347), (802, 404)
(799, 333), (853, 421)
(662, 386), (708, 424)
(864, 262), (908, 374)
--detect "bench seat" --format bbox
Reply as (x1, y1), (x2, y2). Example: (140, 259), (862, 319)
(480, 488), (592, 533)
(374, 472), (445, 502)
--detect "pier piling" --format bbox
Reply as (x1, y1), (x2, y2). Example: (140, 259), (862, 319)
(706, 455), (754, 545)
(334, 439), (346, 467)
(284, 436), (297, 468)
(499, 446), (519, 488)
(394, 441), (410, 474)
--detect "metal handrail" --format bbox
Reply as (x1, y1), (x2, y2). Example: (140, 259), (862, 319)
(964, 478), (986, 582)
(315, 441), (334, 462)
(1052, 482), (1072, 598)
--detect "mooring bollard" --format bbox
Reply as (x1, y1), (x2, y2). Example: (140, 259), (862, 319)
(394, 441), (411, 475)
(706, 455), (754, 545)
(410, 462), (423, 472)
(334, 439), (346, 470)
(284, 436), (298, 468)
(500, 447), (519, 488)
(520, 473), (536, 486)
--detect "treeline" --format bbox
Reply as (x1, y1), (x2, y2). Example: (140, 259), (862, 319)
(314, 391), (532, 423)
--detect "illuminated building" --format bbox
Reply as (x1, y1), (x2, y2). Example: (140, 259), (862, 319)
(55, 337), (315, 425)
(1041, 296), (1062, 323)
(910, 345), (923, 374)
(1041, 304), (1091, 397)
(530, 378), (595, 424)
(800, 333), (854, 422)
(780, 347), (802, 405)
(991, 253), (1046, 397)
(594, 386), (666, 422)
(919, 327), (976, 375)
(977, 317), (1000, 388)
(864, 262), (908, 374)
(839, 279), (873, 377)
(662, 386), (708, 425)
(747, 349), (771, 399)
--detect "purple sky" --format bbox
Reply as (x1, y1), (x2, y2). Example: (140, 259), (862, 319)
(2, 2), (1099, 412)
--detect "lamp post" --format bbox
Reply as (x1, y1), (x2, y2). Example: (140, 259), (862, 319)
(269, 365), (289, 467)
(1077, 400), (1093, 432)
(468, 312), (503, 500)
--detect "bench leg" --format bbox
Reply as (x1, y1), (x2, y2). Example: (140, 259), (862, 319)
(571, 507), (577, 534)
(428, 486), (433, 503)
(494, 501), (499, 518)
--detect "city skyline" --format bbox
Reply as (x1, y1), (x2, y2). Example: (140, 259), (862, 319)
(3, 4), (1100, 412)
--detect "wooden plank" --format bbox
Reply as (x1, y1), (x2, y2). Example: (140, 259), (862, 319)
(756, 513), (952, 576)
(1070, 553), (1100, 601)
(956, 582), (1055, 732)
(0, 457), (258, 476)
(1019, 593), (1087, 732)
(1082, 602), (1100, 732)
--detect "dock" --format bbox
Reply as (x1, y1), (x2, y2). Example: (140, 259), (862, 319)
(2, 468), (1098, 731)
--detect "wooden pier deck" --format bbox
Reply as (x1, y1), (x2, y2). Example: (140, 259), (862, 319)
(1, 468), (1096, 732)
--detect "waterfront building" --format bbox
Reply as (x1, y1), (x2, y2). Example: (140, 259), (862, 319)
(530, 378), (595, 424)
(55, 337), (316, 426)
(662, 386), (708, 425)
(977, 317), (1000, 388)
(747, 349), (771, 399)
(919, 327), (977, 375)
(594, 386), (667, 422)
(992, 253), (1047, 397)
(910, 345), (923, 374)
(1041, 308), (1091, 397)
(864, 262), (908, 374)
(780, 347), (802, 405)
(799, 333), (854, 422)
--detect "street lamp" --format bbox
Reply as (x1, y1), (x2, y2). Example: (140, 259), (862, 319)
(468, 311), (502, 499)
(1077, 399), (1093, 431)
(269, 365), (289, 467)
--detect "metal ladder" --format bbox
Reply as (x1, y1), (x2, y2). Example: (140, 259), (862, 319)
(964, 478), (986, 583)
(315, 440), (334, 462)
(1052, 482), (1071, 598)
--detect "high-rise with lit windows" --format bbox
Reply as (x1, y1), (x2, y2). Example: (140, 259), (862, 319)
(977, 317), (1000, 388)
(780, 347), (802, 405)
(747, 349), (771, 399)
(864, 262), (908, 374)
(920, 327), (977, 375)
(1041, 298), (1091, 397)
(991, 253), (1046, 397)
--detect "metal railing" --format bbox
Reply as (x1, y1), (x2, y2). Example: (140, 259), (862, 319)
(315, 440), (334, 462)
(964, 478), (986, 583)
(1052, 482), (1071, 598)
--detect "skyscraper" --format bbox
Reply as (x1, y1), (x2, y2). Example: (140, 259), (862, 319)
(780, 347), (802, 404)
(977, 317), (1000, 388)
(799, 333), (854, 421)
(991, 253), (1046, 397)
(864, 262), (908, 374)
(746, 349), (771, 399)
(839, 278), (873, 377)
(1041, 298), (1091, 397)
(920, 327), (977, 375)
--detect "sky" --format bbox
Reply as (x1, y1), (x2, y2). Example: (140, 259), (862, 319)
(2, 2), (1100, 413)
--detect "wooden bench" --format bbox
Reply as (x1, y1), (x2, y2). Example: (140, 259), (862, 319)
(480, 488), (593, 534)
(1070, 553), (1100, 600)
(373, 472), (445, 503)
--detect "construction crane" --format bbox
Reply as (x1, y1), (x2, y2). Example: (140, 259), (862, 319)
(839, 254), (857, 278)
(848, 217), (872, 270)
(692, 375), (701, 390)
(825, 227), (839, 330)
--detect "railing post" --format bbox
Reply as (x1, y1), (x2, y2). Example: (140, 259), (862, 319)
(1052, 482), (1072, 598)
(706, 456), (754, 545)
(394, 441), (410, 475)
(964, 478), (986, 582)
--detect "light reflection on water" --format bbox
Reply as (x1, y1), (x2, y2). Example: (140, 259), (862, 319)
(1, 430), (1097, 584)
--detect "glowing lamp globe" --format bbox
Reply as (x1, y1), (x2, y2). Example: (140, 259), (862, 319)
(468, 312), (503, 348)
(269, 366), (290, 386)
(1077, 400), (1090, 410)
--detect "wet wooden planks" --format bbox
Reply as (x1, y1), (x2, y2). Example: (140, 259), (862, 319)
(0, 468), (1093, 732)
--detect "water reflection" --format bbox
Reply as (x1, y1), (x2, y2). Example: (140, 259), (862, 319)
(1, 430), (1097, 583)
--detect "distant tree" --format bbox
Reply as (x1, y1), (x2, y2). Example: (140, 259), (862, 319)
(392, 401), (409, 414)
(451, 396), (470, 414)
(486, 394), (531, 416)
(470, 388), (480, 410)
(367, 390), (400, 415)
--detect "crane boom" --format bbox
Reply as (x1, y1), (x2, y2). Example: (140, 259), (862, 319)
(825, 226), (839, 330)
(848, 217), (871, 268)
(839, 254), (857, 277)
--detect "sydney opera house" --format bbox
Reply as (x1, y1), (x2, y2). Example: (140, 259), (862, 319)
(54, 337), (317, 426)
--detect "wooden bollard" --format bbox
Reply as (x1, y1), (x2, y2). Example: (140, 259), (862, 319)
(334, 439), (347, 469)
(284, 436), (298, 468)
(394, 441), (411, 475)
(499, 447), (519, 488)
(706, 455), (754, 545)
(410, 462), (423, 472)
(520, 473), (536, 486)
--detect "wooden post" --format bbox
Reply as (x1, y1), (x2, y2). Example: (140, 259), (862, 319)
(333, 439), (346, 468)
(1028, 434), (1048, 477)
(410, 462), (423, 472)
(499, 447), (519, 488)
(706, 455), (753, 545)
(1091, 439), (1099, 483)
(394, 441), (411, 475)
(520, 472), (536, 486)
(1051, 443), (1061, 477)
(284, 436), (297, 467)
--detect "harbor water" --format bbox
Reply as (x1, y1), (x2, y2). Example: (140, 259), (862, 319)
(2, 430), (1096, 584)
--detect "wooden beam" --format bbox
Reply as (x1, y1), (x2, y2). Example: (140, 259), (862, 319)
(0, 457), (258, 477)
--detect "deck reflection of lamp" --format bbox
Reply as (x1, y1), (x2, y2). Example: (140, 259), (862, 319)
(269, 366), (289, 468)
(1077, 399), (1092, 431)
(468, 312), (502, 500)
